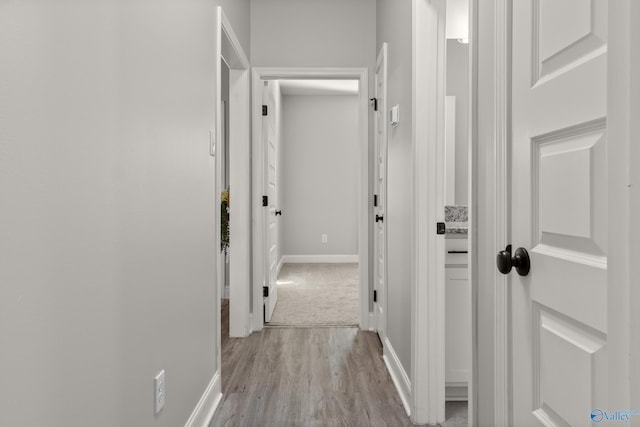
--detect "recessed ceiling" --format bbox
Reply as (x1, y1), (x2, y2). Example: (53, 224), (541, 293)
(278, 79), (359, 96)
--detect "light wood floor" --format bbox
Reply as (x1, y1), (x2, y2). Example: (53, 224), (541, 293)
(213, 300), (467, 427)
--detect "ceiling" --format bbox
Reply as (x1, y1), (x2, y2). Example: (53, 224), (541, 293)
(277, 79), (359, 96)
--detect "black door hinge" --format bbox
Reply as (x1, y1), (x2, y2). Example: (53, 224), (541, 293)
(262, 195), (268, 207)
(374, 194), (378, 207)
(370, 97), (378, 111)
(263, 286), (269, 297)
(373, 290), (377, 303)
(437, 222), (446, 235)
(262, 105), (268, 116)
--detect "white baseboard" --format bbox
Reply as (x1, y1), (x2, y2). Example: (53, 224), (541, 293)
(368, 312), (376, 332)
(281, 254), (358, 264)
(445, 384), (469, 401)
(184, 371), (222, 427)
(383, 337), (412, 417)
(276, 256), (284, 278)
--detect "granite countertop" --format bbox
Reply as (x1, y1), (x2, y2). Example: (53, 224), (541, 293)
(444, 205), (468, 235)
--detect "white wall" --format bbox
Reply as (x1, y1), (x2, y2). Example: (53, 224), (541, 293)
(250, 0), (376, 70)
(446, 39), (469, 205)
(280, 95), (359, 257)
(0, 1), (250, 426)
(376, 0), (414, 378)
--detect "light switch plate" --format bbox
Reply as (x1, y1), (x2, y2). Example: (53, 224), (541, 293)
(209, 129), (216, 156)
(390, 105), (400, 128)
(155, 370), (165, 414)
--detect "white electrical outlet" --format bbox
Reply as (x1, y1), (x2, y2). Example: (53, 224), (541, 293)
(321, 234), (328, 243)
(155, 370), (165, 414)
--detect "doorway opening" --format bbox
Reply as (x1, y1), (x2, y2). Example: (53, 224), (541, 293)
(411, 0), (473, 424)
(251, 68), (370, 333)
(212, 6), (251, 410)
(443, 0), (471, 424)
(260, 78), (361, 327)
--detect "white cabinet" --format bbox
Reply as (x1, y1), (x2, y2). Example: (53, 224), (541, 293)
(445, 237), (470, 401)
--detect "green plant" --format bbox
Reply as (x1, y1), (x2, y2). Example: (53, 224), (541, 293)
(221, 188), (230, 254)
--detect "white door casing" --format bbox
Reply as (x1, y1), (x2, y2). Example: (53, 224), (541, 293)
(251, 68), (369, 332)
(511, 1), (608, 426)
(412, 0), (447, 423)
(262, 82), (278, 323)
(374, 43), (388, 342)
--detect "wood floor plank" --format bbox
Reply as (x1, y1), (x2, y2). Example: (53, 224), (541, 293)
(216, 300), (466, 427)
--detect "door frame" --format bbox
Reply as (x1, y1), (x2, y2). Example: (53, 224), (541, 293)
(412, 0), (447, 423)
(471, 0), (511, 425)
(608, 0), (640, 413)
(214, 6), (251, 345)
(251, 67), (370, 332)
(474, 0), (639, 425)
(374, 44), (389, 343)
(189, 7), (250, 426)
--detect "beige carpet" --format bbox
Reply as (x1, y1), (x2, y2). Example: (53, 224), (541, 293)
(267, 263), (359, 327)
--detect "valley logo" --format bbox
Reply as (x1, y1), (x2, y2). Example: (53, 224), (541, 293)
(591, 409), (640, 423)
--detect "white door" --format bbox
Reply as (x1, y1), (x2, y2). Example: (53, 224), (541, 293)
(374, 44), (388, 340)
(263, 81), (278, 322)
(511, 1), (608, 426)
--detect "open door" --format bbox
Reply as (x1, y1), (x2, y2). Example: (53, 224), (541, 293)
(510, 1), (608, 425)
(262, 81), (279, 323)
(374, 44), (388, 341)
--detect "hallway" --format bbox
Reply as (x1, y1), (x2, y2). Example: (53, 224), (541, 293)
(2, 1), (636, 426)
(215, 302), (467, 427)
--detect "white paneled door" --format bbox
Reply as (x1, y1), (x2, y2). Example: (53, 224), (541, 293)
(374, 44), (388, 341)
(263, 81), (278, 323)
(511, 1), (608, 426)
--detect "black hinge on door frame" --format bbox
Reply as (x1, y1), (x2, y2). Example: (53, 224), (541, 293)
(373, 290), (377, 303)
(369, 97), (378, 111)
(263, 286), (269, 297)
(262, 105), (268, 116)
(263, 195), (268, 207)
(374, 194), (378, 207)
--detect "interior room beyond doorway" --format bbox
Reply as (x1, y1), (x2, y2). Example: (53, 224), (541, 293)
(264, 78), (361, 328)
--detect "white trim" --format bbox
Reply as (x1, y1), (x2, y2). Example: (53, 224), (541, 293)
(252, 67), (370, 333)
(492, 0), (511, 426)
(220, 13), (249, 69)
(227, 67), (251, 338)
(412, 0), (446, 424)
(468, 2), (478, 425)
(383, 337), (412, 418)
(368, 312), (376, 332)
(280, 255), (359, 264)
(445, 385), (469, 401)
(374, 42), (389, 346)
(607, 0), (638, 415)
(183, 372), (222, 427)
(472, 0), (511, 424)
(214, 7), (251, 340)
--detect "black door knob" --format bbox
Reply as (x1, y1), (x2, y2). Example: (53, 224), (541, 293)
(375, 214), (384, 223)
(275, 210), (282, 216)
(496, 245), (531, 276)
